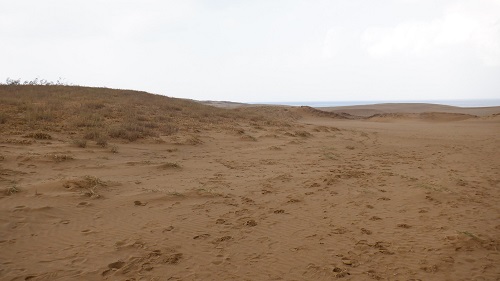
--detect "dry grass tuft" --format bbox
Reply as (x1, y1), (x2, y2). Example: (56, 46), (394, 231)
(83, 128), (104, 140)
(240, 134), (257, 141)
(0, 112), (6, 124)
(185, 136), (203, 145)
(74, 114), (104, 128)
(84, 101), (106, 110)
(5, 185), (20, 195)
(196, 188), (223, 197)
(73, 139), (87, 148)
(96, 137), (108, 147)
(46, 153), (74, 162)
(158, 162), (181, 169)
(24, 132), (52, 140)
(65, 175), (106, 198)
(294, 130), (312, 138)
(2, 139), (33, 145)
(168, 191), (185, 197)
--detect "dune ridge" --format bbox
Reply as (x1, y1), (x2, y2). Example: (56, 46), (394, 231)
(321, 102), (500, 117)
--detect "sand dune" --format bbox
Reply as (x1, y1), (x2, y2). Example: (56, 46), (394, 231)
(323, 103), (500, 117)
(1, 86), (499, 280)
(366, 112), (478, 122)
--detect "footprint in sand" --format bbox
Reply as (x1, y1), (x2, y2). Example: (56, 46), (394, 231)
(162, 226), (174, 232)
(70, 257), (87, 265)
(102, 260), (126, 276)
(397, 223), (412, 229)
(77, 202), (91, 207)
(332, 227), (348, 234)
(134, 200), (147, 206)
(244, 219), (257, 227)
(108, 260), (125, 269)
(361, 228), (372, 235)
(213, 236), (232, 243)
(333, 266), (350, 278)
(81, 229), (96, 235)
(193, 233), (211, 239)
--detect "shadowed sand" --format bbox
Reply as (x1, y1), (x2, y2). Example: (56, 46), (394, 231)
(1, 86), (499, 280)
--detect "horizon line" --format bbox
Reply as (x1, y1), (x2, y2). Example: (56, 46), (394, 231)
(240, 99), (500, 108)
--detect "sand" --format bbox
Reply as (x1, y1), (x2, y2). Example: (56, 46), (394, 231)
(323, 103), (500, 117)
(1, 88), (499, 280)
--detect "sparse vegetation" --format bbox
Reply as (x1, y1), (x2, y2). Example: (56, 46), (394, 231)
(73, 139), (87, 148)
(2, 77), (71, 86)
(416, 183), (450, 192)
(82, 178), (102, 197)
(24, 132), (52, 140)
(0, 112), (6, 124)
(5, 185), (20, 195)
(196, 188), (223, 197)
(2, 139), (33, 145)
(158, 162), (181, 169)
(240, 134), (257, 141)
(294, 130), (312, 137)
(75, 114), (104, 128)
(96, 137), (108, 147)
(323, 152), (338, 160)
(458, 231), (482, 241)
(47, 153), (74, 162)
(168, 191), (185, 197)
(83, 128), (103, 140)
(84, 101), (106, 110)
(64, 175), (106, 198)
(0, 84), (286, 143)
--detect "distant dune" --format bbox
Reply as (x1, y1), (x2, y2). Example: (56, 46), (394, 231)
(199, 100), (248, 108)
(200, 100), (500, 119)
(320, 102), (500, 117)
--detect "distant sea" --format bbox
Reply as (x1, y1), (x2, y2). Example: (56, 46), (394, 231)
(251, 99), (500, 108)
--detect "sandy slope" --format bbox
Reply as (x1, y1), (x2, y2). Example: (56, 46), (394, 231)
(1, 101), (500, 280)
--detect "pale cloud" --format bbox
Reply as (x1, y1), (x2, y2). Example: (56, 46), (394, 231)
(1, 0), (499, 102)
(362, 0), (500, 66)
(322, 28), (346, 59)
(106, 1), (197, 39)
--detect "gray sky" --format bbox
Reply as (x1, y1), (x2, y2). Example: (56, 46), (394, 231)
(1, 0), (500, 102)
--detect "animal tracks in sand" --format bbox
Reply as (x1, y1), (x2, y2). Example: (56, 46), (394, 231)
(1, 103), (499, 280)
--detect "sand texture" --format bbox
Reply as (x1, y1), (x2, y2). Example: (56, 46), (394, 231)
(1, 86), (499, 280)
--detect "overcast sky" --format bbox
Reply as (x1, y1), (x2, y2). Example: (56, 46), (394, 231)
(1, 0), (500, 102)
